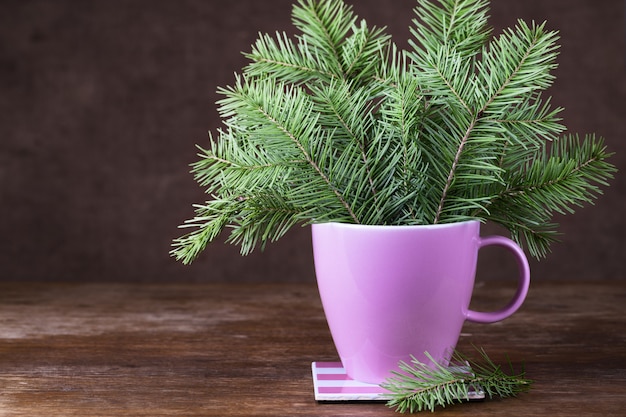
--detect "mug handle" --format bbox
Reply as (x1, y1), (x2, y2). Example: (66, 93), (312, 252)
(465, 236), (531, 324)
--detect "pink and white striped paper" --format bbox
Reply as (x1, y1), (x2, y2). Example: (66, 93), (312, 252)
(311, 361), (485, 402)
(312, 362), (391, 401)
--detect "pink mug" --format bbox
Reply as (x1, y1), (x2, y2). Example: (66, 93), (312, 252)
(311, 220), (530, 384)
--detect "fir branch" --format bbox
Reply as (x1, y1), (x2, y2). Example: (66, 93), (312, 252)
(245, 32), (338, 83)
(339, 20), (391, 82)
(475, 134), (616, 258)
(410, 0), (491, 60)
(309, 79), (380, 199)
(434, 116), (477, 223)
(226, 191), (305, 254)
(258, 99), (360, 225)
(421, 103), (505, 224)
(476, 20), (560, 116)
(221, 75), (360, 224)
(171, 197), (242, 263)
(382, 349), (532, 413)
(377, 65), (429, 221)
(412, 44), (475, 113)
(292, 0), (356, 77)
(489, 93), (564, 155)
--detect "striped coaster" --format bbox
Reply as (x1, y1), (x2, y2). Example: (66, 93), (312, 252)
(312, 362), (390, 401)
(311, 361), (485, 402)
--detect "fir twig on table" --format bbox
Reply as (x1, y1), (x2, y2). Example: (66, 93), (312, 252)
(382, 348), (533, 413)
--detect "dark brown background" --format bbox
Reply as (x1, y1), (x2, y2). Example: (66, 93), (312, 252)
(1, 0), (624, 283)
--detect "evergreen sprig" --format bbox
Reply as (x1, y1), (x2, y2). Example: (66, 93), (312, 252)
(382, 348), (533, 413)
(172, 0), (616, 263)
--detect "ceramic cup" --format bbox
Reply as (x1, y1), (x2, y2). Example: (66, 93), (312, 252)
(311, 220), (530, 384)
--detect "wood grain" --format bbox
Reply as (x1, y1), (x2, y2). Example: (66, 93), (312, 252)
(0, 281), (625, 416)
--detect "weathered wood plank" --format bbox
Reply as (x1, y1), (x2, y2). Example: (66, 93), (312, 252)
(0, 282), (624, 416)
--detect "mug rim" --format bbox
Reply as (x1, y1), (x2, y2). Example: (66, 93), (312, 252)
(311, 219), (480, 230)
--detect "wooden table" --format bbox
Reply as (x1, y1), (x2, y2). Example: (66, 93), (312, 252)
(0, 281), (624, 416)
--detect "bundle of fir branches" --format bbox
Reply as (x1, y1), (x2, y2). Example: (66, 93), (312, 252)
(172, 0), (615, 263)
